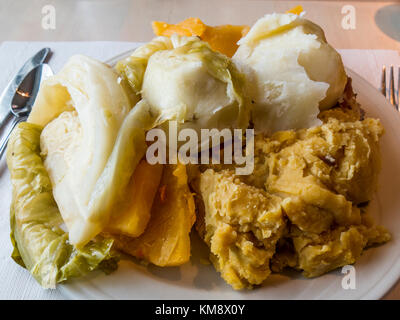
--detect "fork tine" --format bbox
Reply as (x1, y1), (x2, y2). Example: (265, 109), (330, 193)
(389, 65), (397, 109)
(381, 65), (386, 97)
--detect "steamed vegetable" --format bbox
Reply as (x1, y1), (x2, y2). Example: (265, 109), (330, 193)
(105, 160), (163, 237)
(116, 35), (205, 96)
(110, 164), (196, 267)
(117, 35), (248, 133)
(115, 37), (174, 95)
(29, 55), (157, 247)
(7, 122), (118, 289)
(152, 17), (250, 57)
(233, 13), (347, 133)
(28, 54), (138, 127)
(286, 5), (303, 15)
(201, 24), (250, 58)
(142, 36), (249, 132)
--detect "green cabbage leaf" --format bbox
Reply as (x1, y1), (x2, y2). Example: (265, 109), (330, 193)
(7, 122), (118, 289)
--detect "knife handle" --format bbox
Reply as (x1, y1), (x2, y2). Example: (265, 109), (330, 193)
(0, 116), (27, 160)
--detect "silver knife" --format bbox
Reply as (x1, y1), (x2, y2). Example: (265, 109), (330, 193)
(0, 63), (53, 159)
(0, 48), (51, 127)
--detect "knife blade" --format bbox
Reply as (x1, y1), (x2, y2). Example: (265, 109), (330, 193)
(0, 63), (53, 159)
(0, 47), (51, 127)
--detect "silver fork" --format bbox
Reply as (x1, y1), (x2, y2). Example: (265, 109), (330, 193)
(381, 65), (399, 110)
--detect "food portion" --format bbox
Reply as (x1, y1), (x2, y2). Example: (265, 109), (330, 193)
(30, 55), (157, 247)
(109, 164), (196, 267)
(234, 13), (347, 133)
(196, 169), (285, 289)
(7, 123), (118, 288)
(5, 11), (391, 291)
(141, 36), (248, 133)
(195, 110), (390, 288)
(105, 160), (163, 237)
(117, 34), (248, 140)
(116, 37), (174, 95)
(265, 118), (383, 210)
(152, 17), (250, 58)
(286, 222), (390, 278)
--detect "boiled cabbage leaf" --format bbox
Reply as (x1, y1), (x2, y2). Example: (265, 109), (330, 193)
(142, 36), (248, 132)
(7, 122), (118, 289)
(29, 55), (156, 247)
(115, 36), (174, 95)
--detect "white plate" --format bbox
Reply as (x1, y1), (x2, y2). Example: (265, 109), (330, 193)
(5, 49), (400, 299)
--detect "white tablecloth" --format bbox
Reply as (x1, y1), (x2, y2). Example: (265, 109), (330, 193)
(0, 42), (399, 300)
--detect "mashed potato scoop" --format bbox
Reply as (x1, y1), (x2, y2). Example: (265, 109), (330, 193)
(234, 13), (347, 133)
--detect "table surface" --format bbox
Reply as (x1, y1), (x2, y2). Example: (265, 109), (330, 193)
(0, 0), (399, 52)
(0, 0), (399, 300)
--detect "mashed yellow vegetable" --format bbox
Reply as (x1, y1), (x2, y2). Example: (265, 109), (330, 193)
(198, 170), (285, 289)
(193, 81), (390, 289)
